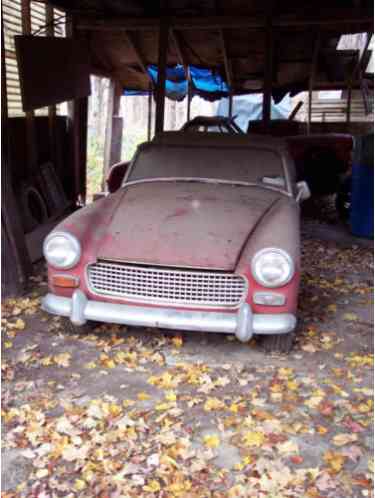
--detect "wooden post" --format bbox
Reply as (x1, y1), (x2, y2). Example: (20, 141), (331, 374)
(228, 91), (233, 118)
(2, 20), (32, 296)
(187, 74), (192, 122)
(262, 17), (273, 128)
(308, 32), (321, 134)
(67, 16), (88, 204)
(147, 83), (152, 141)
(21, 0), (38, 174)
(46, 5), (57, 167)
(155, 18), (169, 134)
(103, 79), (123, 189)
(346, 86), (352, 123)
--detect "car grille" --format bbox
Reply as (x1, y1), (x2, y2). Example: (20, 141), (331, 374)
(87, 261), (247, 308)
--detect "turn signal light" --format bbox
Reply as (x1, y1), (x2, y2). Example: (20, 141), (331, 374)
(253, 292), (285, 306)
(51, 275), (80, 288)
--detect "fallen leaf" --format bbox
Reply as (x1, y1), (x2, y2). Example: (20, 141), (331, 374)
(203, 434), (220, 448)
(332, 433), (358, 447)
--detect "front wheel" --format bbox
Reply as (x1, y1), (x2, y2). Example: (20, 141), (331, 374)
(261, 331), (295, 354)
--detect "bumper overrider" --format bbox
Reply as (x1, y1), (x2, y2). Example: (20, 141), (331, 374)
(41, 290), (296, 342)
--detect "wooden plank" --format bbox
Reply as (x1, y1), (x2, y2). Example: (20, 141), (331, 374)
(103, 79), (123, 189)
(1, 19), (32, 296)
(262, 16), (273, 127)
(147, 83), (152, 141)
(21, 0), (38, 174)
(219, 29), (232, 89)
(155, 18), (169, 135)
(76, 9), (373, 31)
(170, 29), (191, 81)
(15, 35), (91, 111)
(288, 100), (303, 120)
(308, 32), (321, 134)
(346, 31), (373, 122)
(123, 30), (154, 87)
(46, 5), (57, 168)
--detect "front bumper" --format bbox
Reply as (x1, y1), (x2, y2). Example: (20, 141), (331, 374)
(41, 290), (296, 342)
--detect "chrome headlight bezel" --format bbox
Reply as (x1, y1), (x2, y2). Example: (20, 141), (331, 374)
(43, 231), (81, 270)
(251, 248), (294, 288)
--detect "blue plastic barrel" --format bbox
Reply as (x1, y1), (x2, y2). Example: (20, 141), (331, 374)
(350, 134), (374, 239)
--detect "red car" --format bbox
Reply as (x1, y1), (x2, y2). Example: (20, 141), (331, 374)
(42, 133), (310, 352)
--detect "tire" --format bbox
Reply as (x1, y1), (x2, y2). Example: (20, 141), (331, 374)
(261, 331), (295, 354)
(60, 317), (93, 335)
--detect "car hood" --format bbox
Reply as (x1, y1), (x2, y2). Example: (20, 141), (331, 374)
(97, 181), (281, 271)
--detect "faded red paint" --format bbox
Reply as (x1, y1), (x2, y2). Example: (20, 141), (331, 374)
(47, 171), (300, 320)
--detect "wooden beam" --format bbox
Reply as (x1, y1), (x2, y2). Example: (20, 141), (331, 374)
(1, 19), (32, 296)
(262, 16), (273, 127)
(123, 30), (154, 87)
(147, 83), (152, 141)
(103, 79), (123, 189)
(67, 16), (88, 204)
(219, 29), (233, 89)
(76, 10), (373, 31)
(46, 5), (57, 168)
(170, 29), (191, 81)
(288, 100), (304, 120)
(308, 32), (321, 134)
(155, 18), (169, 135)
(345, 32), (373, 122)
(187, 75), (192, 121)
(21, 0), (38, 174)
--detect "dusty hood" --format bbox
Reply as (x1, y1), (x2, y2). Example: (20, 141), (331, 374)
(98, 182), (280, 270)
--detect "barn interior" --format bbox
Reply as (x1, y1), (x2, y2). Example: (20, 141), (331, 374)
(2, 0), (374, 297)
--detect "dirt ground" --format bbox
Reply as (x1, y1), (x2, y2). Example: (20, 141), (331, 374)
(2, 217), (374, 498)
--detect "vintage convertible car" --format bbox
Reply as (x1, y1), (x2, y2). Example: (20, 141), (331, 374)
(42, 133), (310, 352)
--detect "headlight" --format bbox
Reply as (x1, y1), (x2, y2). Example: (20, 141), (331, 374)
(43, 232), (81, 269)
(251, 248), (294, 288)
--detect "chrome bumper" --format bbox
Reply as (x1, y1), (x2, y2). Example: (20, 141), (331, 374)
(41, 290), (296, 342)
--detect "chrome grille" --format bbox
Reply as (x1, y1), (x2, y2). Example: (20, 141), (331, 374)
(87, 261), (247, 308)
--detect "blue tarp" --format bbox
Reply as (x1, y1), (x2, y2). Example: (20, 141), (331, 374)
(124, 64), (229, 100)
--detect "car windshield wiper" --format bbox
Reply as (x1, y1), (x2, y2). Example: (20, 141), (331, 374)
(122, 177), (291, 196)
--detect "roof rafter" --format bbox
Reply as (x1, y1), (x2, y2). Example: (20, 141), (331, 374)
(170, 29), (191, 81)
(219, 29), (233, 89)
(123, 30), (154, 87)
(76, 9), (373, 31)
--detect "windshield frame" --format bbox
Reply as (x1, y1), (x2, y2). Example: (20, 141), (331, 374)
(122, 142), (294, 196)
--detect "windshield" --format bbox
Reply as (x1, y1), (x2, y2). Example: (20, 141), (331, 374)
(125, 143), (287, 190)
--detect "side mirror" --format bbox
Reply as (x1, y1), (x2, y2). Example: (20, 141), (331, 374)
(106, 161), (130, 193)
(296, 181), (311, 202)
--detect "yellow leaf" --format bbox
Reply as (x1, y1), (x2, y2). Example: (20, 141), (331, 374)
(143, 480), (161, 492)
(4, 341), (12, 349)
(327, 304), (337, 313)
(278, 367), (294, 379)
(203, 434), (220, 448)
(35, 468), (48, 479)
(332, 433), (358, 447)
(84, 361), (97, 369)
(137, 392), (151, 401)
(172, 336), (183, 348)
(242, 431), (265, 447)
(203, 397), (225, 411)
(53, 352), (71, 368)
(165, 390), (177, 402)
(287, 380), (299, 391)
(74, 479), (86, 491)
(277, 440), (299, 454)
(343, 312), (358, 322)
(324, 451), (346, 472)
